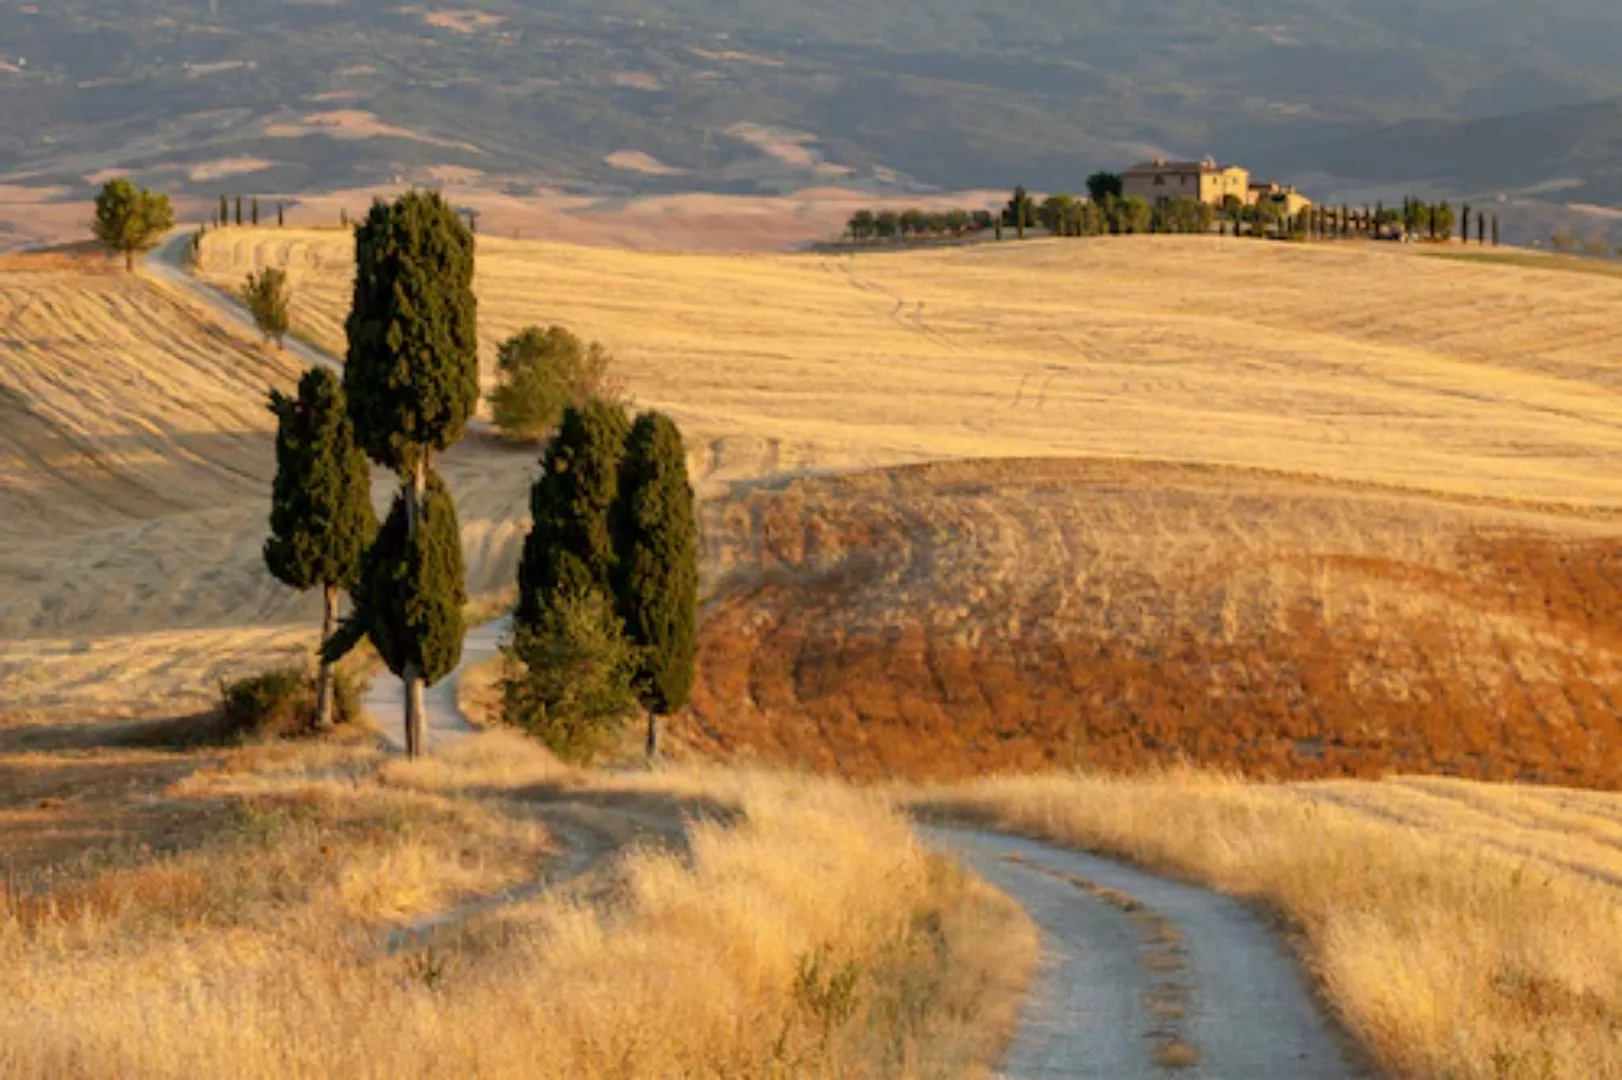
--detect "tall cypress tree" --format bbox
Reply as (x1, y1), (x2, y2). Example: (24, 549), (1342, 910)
(251, 197), (260, 226)
(516, 400), (632, 630)
(235, 195), (242, 226)
(1492, 214), (1500, 246)
(220, 194), (228, 227)
(337, 190), (479, 756)
(265, 368), (377, 728)
(613, 411), (698, 760)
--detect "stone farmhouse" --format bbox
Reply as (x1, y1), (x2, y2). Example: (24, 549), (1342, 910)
(1122, 158), (1312, 214)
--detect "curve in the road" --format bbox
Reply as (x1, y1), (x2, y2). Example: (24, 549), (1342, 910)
(929, 828), (1369, 1080)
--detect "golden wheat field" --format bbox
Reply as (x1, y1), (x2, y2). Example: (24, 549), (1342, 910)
(198, 229), (1622, 505)
(918, 770), (1622, 1079)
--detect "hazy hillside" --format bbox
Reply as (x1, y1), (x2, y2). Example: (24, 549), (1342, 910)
(8, 0), (1622, 214)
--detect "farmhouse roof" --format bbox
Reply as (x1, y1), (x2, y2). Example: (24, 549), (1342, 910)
(1123, 157), (1230, 176)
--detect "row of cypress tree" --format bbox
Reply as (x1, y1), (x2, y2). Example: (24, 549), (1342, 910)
(264, 190), (697, 759)
(514, 401), (698, 757)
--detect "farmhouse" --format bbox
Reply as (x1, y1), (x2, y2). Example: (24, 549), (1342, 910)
(1122, 158), (1250, 206)
(1122, 157), (1312, 212)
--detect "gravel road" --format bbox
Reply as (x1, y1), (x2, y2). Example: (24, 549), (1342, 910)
(928, 828), (1369, 1080)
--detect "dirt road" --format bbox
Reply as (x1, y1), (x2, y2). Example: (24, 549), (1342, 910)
(929, 828), (1367, 1079)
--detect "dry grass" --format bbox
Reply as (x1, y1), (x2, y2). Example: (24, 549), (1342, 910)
(0, 732), (1036, 1079)
(198, 231), (1622, 506)
(915, 771), (1622, 1079)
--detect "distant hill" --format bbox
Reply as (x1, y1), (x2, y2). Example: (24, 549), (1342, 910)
(7, 0), (1622, 211)
(1256, 97), (1622, 206)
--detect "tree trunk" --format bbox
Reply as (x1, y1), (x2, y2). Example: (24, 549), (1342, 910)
(315, 583), (339, 730)
(402, 458), (428, 758)
(646, 710), (661, 767)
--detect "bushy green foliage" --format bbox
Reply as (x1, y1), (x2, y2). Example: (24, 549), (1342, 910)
(242, 267), (292, 347)
(613, 411), (699, 715)
(1086, 171), (1124, 202)
(265, 368), (377, 593)
(343, 190), (479, 476)
(1149, 197), (1215, 235)
(501, 589), (640, 763)
(91, 178), (174, 271)
(219, 664), (362, 738)
(331, 470), (467, 685)
(516, 399), (632, 629)
(487, 325), (616, 442)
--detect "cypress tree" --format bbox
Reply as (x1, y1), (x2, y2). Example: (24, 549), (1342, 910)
(251, 197), (260, 226)
(516, 400), (632, 631)
(277, 202), (285, 227)
(1461, 204), (1471, 244)
(220, 194), (228, 227)
(613, 411), (699, 760)
(1492, 215), (1500, 246)
(335, 470), (467, 690)
(265, 368), (377, 728)
(235, 195), (242, 226)
(337, 190), (478, 756)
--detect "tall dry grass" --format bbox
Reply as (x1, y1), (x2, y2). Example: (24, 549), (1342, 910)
(915, 771), (1622, 1079)
(0, 733), (1034, 1078)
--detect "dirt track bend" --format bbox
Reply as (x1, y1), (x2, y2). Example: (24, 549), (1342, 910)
(155, 235), (1365, 1076)
(930, 828), (1366, 1079)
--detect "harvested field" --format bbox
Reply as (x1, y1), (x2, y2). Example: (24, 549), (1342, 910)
(0, 251), (536, 723)
(197, 231), (1622, 506)
(684, 458), (1622, 786)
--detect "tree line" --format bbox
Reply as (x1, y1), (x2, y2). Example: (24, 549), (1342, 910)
(842, 178), (1503, 247)
(251, 190), (698, 761)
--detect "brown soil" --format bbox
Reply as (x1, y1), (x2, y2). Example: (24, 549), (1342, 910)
(677, 458), (1622, 786)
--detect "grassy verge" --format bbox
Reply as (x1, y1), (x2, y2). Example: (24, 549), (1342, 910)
(1, 733), (1034, 1078)
(912, 771), (1622, 1080)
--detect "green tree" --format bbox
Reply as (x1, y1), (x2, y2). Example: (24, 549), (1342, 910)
(502, 589), (640, 763)
(488, 325), (616, 443)
(1086, 171), (1124, 203)
(241, 267), (291, 348)
(613, 411), (698, 760)
(330, 471), (467, 733)
(874, 210), (900, 240)
(277, 203), (285, 227)
(848, 209), (875, 241)
(1492, 215), (1500, 246)
(251, 197), (260, 227)
(516, 400), (633, 631)
(337, 190), (479, 756)
(1461, 203), (1472, 244)
(1113, 194), (1151, 235)
(91, 178), (174, 271)
(219, 193), (229, 227)
(1433, 202), (1455, 243)
(1041, 193), (1078, 235)
(1007, 185), (1032, 240)
(265, 369), (377, 729)
(235, 196), (242, 226)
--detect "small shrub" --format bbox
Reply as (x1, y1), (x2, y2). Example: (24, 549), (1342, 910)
(241, 267), (291, 348)
(219, 664), (362, 739)
(487, 325), (621, 442)
(501, 588), (640, 762)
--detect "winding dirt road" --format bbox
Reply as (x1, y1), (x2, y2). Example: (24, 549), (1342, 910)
(932, 828), (1368, 1079)
(151, 232), (1369, 1078)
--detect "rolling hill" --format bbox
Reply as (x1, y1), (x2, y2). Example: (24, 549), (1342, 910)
(9, 0), (1622, 247)
(186, 230), (1622, 784)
